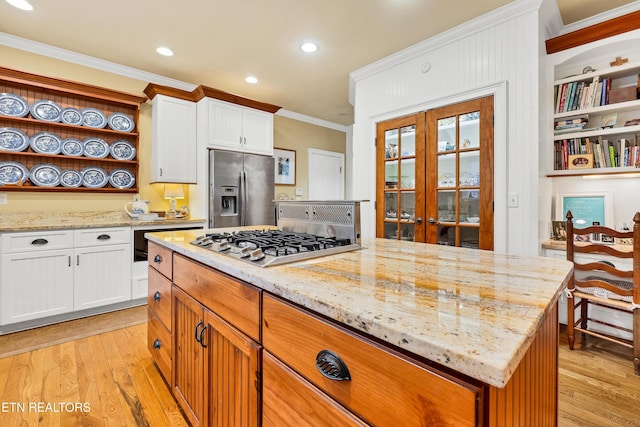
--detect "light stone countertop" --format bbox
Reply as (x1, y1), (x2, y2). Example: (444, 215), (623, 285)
(147, 228), (573, 388)
(0, 211), (206, 232)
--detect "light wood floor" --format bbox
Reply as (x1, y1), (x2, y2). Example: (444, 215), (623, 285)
(0, 309), (638, 426)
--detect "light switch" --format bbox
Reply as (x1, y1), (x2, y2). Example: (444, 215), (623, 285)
(295, 188), (303, 196)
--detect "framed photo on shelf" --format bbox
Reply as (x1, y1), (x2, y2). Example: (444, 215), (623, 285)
(555, 192), (613, 228)
(274, 148), (296, 186)
(552, 221), (567, 241)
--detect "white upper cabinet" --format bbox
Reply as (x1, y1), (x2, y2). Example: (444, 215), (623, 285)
(150, 94), (197, 183)
(197, 97), (274, 155)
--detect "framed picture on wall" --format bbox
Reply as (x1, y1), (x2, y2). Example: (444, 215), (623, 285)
(274, 148), (296, 185)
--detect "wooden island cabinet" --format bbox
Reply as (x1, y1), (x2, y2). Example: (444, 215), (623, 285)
(146, 230), (572, 426)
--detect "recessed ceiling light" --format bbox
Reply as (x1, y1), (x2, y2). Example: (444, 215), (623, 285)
(156, 47), (174, 57)
(6, 0), (33, 11)
(245, 76), (258, 84)
(300, 42), (318, 53)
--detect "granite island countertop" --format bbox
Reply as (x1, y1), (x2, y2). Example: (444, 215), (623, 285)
(146, 228), (573, 388)
(0, 211), (205, 232)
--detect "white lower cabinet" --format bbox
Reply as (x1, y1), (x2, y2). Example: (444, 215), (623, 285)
(1, 247), (74, 325)
(0, 227), (132, 327)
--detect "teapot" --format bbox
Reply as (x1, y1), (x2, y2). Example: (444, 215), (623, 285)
(124, 200), (150, 218)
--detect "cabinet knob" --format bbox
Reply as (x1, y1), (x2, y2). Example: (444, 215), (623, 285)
(154, 254), (162, 263)
(315, 350), (351, 381)
(153, 291), (161, 301)
(428, 217), (437, 224)
(415, 217), (423, 224)
(153, 339), (161, 349)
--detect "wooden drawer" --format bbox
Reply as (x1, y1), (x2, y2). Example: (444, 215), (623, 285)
(148, 267), (172, 329)
(263, 294), (481, 427)
(148, 241), (172, 279)
(263, 351), (368, 427)
(148, 307), (171, 382)
(1, 230), (73, 253)
(73, 227), (130, 247)
(173, 254), (260, 342)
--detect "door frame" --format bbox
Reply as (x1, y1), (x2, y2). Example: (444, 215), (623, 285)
(370, 81), (507, 252)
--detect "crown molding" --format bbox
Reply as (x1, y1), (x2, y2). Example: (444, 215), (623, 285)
(557, 1), (640, 36)
(276, 109), (347, 132)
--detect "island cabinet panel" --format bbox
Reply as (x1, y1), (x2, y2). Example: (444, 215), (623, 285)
(487, 304), (558, 427)
(173, 285), (205, 427)
(147, 308), (172, 382)
(262, 294), (482, 427)
(147, 267), (172, 327)
(173, 253), (261, 342)
(171, 255), (262, 427)
(203, 309), (261, 427)
(262, 351), (368, 427)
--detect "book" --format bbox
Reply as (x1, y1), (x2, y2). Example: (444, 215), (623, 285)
(555, 114), (588, 126)
(601, 112), (617, 128)
(566, 82), (577, 112)
(557, 83), (568, 113)
(588, 76), (599, 108)
(602, 139), (611, 167)
(593, 81), (603, 106)
(608, 144), (616, 167)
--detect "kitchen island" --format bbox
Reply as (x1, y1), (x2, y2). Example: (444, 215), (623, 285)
(147, 228), (573, 426)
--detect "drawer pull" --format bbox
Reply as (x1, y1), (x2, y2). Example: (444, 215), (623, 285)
(97, 234), (111, 241)
(153, 291), (161, 301)
(315, 350), (351, 381)
(154, 254), (162, 263)
(31, 238), (49, 245)
(153, 339), (161, 349)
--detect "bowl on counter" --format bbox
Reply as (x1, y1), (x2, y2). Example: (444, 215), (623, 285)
(467, 216), (480, 223)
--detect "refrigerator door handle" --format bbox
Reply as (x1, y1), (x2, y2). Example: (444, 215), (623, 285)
(241, 170), (247, 226)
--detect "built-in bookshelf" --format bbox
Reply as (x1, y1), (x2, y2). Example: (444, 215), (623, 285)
(550, 59), (640, 177)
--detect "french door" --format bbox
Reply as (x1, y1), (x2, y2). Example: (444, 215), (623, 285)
(376, 96), (494, 250)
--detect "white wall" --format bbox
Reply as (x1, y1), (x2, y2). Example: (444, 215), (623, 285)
(349, 0), (544, 255)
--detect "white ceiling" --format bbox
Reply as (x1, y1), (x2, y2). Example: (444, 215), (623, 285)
(0, 0), (637, 126)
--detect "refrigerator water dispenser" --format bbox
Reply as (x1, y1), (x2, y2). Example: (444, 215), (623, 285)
(220, 186), (238, 216)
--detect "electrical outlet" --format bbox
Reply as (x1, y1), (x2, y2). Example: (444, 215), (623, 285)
(0, 193), (6, 204)
(508, 193), (519, 208)
(295, 188), (303, 196)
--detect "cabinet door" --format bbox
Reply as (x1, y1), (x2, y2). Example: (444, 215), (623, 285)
(203, 309), (261, 427)
(204, 99), (244, 150)
(425, 96), (494, 250)
(151, 94), (197, 183)
(376, 113), (426, 242)
(73, 243), (132, 310)
(173, 285), (205, 427)
(1, 249), (74, 324)
(241, 108), (273, 155)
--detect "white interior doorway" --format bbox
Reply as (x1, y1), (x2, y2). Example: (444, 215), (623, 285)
(308, 149), (345, 200)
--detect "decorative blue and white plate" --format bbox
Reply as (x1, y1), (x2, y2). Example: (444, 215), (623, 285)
(109, 140), (136, 160)
(109, 169), (135, 189)
(81, 166), (108, 188)
(0, 127), (30, 152)
(30, 100), (62, 122)
(61, 138), (84, 156)
(83, 137), (109, 158)
(107, 112), (135, 132)
(60, 169), (82, 188)
(60, 107), (83, 125)
(81, 108), (107, 128)
(30, 132), (62, 155)
(0, 93), (29, 118)
(29, 164), (61, 187)
(0, 161), (29, 185)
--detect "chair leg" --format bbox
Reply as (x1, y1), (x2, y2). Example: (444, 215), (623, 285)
(568, 293), (575, 350)
(580, 298), (589, 343)
(634, 309), (639, 376)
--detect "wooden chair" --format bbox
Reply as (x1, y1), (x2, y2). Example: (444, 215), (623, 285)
(565, 210), (640, 375)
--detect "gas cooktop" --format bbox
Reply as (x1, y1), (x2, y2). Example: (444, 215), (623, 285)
(190, 229), (361, 267)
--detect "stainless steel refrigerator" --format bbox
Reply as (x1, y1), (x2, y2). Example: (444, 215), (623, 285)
(209, 149), (275, 228)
